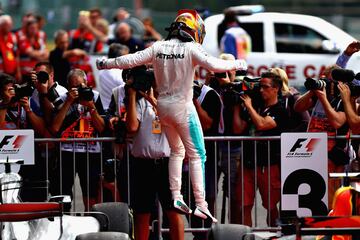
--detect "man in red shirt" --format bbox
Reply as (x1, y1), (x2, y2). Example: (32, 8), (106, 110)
(17, 19), (48, 81)
(68, 14), (102, 87)
(0, 15), (21, 81)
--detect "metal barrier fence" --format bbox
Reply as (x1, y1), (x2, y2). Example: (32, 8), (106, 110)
(27, 135), (352, 237)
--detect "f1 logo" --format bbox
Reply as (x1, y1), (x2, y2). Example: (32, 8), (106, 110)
(0, 135), (14, 149)
(0, 135), (26, 149)
(290, 138), (307, 152)
(290, 138), (320, 152)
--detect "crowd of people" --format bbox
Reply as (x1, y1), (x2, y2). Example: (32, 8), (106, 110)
(0, 5), (360, 240)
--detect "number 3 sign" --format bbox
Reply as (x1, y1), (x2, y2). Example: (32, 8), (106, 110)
(281, 133), (328, 217)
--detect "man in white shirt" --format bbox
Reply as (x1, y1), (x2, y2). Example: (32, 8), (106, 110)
(98, 43), (129, 111)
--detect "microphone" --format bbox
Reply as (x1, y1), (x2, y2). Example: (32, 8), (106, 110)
(355, 72), (360, 80)
(331, 68), (358, 82)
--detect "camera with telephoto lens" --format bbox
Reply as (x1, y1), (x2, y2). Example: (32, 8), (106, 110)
(304, 77), (341, 97)
(122, 65), (155, 92)
(36, 71), (49, 84)
(47, 84), (64, 109)
(304, 77), (328, 91)
(304, 68), (360, 96)
(77, 86), (94, 101)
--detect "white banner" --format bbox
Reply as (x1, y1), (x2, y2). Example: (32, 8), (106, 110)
(0, 130), (34, 167)
(281, 132), (328, 217)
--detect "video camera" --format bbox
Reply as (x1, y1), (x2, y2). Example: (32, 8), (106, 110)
(304, 68), (360, 96)
(122, 65), (155, 92)
(222, 76), (261, 106)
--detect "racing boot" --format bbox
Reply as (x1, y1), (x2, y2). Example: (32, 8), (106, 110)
(194, 205), (218, 223)
(173, 196), (192, 215)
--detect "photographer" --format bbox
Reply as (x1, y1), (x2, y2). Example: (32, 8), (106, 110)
(18, 61), (67, 202)
(124, 69), (184, 240)
(338, 79), (360, 124)
(0, 73), (48, 134)
(328, 41), (360, 132)
(236, 71), (288, 226)
(338, 81), (360, 154)
(30, 62), (68, 127)
(107, 65), (154, 149)
(0, 73), (51, 201)
(17, 62), (67, 201)
(105, 71), (130, 203)
(50, 68), (105, 210)
(294, 65), (349, 207)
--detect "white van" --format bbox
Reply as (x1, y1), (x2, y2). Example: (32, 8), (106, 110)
(201, 10), (359, 89)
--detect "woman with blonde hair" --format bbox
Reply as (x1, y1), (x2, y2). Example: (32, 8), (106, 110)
(269, 67), (290, 95)
(269, 67), (310, 132)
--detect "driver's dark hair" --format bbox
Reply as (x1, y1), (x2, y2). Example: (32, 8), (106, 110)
(165, 22), (193, 42)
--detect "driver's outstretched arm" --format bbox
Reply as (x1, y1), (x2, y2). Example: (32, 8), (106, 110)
(191, 43), (247, 72)
(97, 46), (153, 70)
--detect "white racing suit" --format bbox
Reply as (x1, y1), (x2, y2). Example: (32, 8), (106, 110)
(101, 38), (247, 208)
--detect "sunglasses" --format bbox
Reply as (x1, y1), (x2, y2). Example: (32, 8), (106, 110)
(259, 84), (273, 89)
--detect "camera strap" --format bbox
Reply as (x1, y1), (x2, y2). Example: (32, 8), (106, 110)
(149, 101), (161, 134)
(112, 86), (126, 118)
(333, 98), (356, 161)
(6, 106), (22, 128)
